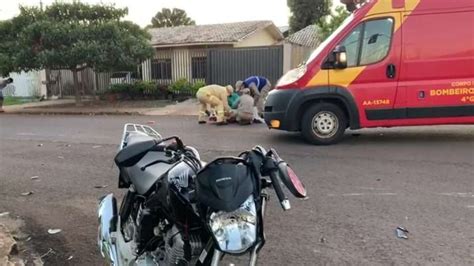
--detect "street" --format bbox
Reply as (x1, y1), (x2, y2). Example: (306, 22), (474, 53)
(0, 114), (473, 265)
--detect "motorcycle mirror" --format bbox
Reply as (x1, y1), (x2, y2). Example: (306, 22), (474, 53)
(114, 139), (157, 167)
(161, 136), (184, 151)
(277, 162), (307, 198)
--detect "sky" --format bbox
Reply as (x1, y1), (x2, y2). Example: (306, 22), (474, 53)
(0, 0), (342, 27)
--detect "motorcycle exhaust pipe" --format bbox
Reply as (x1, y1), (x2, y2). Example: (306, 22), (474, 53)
(98, 194), (120, 265)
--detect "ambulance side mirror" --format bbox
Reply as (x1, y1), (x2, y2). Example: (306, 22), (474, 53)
(333, 45), (347, 69)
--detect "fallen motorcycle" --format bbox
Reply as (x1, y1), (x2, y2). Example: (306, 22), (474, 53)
(98, 123), (307, 265)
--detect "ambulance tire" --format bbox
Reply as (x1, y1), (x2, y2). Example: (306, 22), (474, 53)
(301, 103), (347, 145)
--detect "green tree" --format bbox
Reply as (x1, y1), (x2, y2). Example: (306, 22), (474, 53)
(287, 0), (330, 33)
(3, 2), (154, 105)
(0, 6), (45, 76)
(0, 20), (16, 76)
(316, 6), (350, 40)
(341, 0), (368, 12)
(149, 8), (195, 28)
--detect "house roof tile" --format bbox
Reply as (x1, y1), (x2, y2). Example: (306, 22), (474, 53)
(148, 21), (281, 47)
(286, 25), (321, 48)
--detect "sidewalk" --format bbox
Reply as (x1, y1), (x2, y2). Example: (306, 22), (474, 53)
(0, 224), (16, 265)
(4, 99), (78, 113)
(3, 99), (198, 116)
(143, 99), (199, 116)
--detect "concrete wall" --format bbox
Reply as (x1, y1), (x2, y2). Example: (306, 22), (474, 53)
(282, 42), (314, 73)
(234, 29), (277, 48)
(3, 70), (46, 98)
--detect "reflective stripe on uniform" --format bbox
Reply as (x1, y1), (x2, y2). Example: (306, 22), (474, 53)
(254, 76), (260, 89)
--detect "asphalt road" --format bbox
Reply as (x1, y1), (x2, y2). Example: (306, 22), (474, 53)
(0, 114), (473, 265)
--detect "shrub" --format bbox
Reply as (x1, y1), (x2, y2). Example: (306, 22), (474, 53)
(192, 81), (206, 94)
(135, 81), (156, 97)
(108, 83), (130, 94)
(169, 79), (206, 97)
(106, 81), (157, 100)
(169, 78), (192, 94)
(104, 80), (204, 101)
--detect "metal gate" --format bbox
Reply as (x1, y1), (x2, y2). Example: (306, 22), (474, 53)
(206, 46), (283, 87)
(48, 68), (95, 97)
(47, 68), (112, 97)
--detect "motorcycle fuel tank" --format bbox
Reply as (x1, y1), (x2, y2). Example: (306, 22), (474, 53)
(122, 151), (176, 195)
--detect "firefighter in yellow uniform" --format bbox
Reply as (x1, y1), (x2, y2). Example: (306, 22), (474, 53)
(196, 84), (234, 125)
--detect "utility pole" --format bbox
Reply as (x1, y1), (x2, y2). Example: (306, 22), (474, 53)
(40, 0), (43, 10)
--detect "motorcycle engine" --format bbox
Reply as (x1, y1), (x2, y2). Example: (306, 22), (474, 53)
(123, 200), (162, 252)
(151, 225), (204, 265)
(122, 157), (205, 264)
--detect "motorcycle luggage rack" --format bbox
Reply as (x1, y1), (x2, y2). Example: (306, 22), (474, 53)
(120, 123), (163, 150)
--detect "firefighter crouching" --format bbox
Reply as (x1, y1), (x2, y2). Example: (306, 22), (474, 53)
(196, 84), (234, 125)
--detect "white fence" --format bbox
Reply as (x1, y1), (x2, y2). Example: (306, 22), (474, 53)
(3, 68), (112, 98)
(2, 70), (47, 97)
(48, 68), (112, 97)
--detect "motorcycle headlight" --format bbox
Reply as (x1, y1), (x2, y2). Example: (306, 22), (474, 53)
(208, 195), (257, 254)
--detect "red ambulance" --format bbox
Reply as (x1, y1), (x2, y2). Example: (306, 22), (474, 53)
(264, 0), (474, 144)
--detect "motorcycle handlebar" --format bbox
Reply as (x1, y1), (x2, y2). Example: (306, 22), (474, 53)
(150, 143), (166, 152)
(269, 170), (291, 211)
(248, 147), (290, 210)
(150, 136), (184, 152)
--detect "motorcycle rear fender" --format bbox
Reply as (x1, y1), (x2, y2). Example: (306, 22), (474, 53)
(98, 194), (119, 264)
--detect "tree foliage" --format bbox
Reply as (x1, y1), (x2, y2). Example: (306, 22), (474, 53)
(0, 20), (16, 75)
(1, 2), (154, 105)
(287, 0), (330, 33)
(340, 0), (368, 12)
(316, 6), (350, 41)
(0, 6), (45, 75)
(149, 8), (195, 28)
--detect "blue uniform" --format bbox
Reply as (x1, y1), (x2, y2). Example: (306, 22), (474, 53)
(242, 76), (268, 92)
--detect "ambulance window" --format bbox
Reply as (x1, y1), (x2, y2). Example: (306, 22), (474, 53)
(339, 24), (363, 67)
(359, 18), (393, 65)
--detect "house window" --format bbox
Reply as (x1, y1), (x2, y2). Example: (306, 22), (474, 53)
(151, 59), (172, 80)
(191, 57), (207, 79)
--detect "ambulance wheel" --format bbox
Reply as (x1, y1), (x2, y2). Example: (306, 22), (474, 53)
(301, 103), (347, 145)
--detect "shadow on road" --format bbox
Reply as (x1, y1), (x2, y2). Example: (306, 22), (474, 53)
(344, 131), (474, 145)
(267, 131), (306, 145)
(268, 128), (474, 146)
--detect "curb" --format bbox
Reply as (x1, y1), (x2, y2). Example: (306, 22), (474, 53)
(4, 111), (144, 116)
(4, 111), (201, 116)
